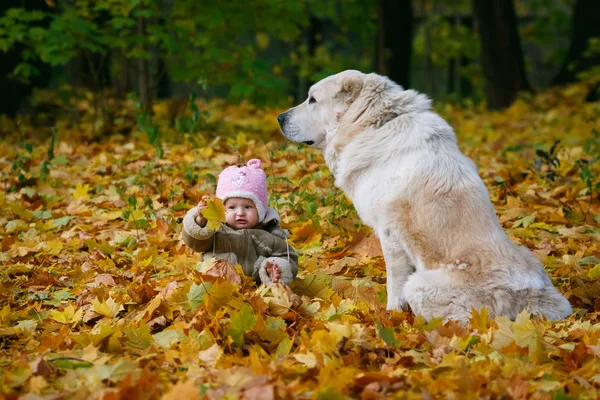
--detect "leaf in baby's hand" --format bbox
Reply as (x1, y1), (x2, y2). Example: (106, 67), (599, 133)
(201, 197), (226, 231)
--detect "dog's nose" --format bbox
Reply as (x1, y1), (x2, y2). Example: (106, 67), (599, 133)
(277, 112), (287, 125)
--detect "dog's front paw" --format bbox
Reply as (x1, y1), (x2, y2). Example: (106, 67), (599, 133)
(387, 295), (408, 311)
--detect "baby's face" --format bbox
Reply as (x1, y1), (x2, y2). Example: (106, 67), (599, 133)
(224, 197), (259, 229)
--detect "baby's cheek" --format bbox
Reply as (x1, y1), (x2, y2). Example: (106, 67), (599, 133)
(225, 211), (235, 224)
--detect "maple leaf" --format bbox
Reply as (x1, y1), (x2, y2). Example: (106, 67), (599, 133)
(123, 323), (154, 350)
(201, 197), (226, 231)
(226, 303), (257, 347)
(588, 264), (600, 279)
(153, 329), (187, 349)
(205, 259), (242, 285)
(0, 305), (10, 327)
(275, 336), (293, 357)
(469, 306), (490, 331)
(49, 304), (82, 325)
(48, 215), (74, 230)
(376, 321), (399, 347)
(187, 282), (212, 310)
(205, 280), (237, 314)
(92, 297), (124, 318)
(198, 343), (223, 368)
(255, 315), (288, 344)
(73, 183), (91, 201)
(162, 380), (201, 400)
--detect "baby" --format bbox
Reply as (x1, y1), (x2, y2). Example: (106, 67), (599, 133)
(182, 159), (298, 285)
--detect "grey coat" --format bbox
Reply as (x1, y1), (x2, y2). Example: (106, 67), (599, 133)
(182, 206), (299, 284)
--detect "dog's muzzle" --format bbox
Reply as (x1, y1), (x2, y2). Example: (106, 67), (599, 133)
(277, 112), (287, 126)
(278, 111), (314, 145)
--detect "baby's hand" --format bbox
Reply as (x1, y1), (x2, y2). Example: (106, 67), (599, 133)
(194, 195), (210, 227)
(266, 261), (281, 283)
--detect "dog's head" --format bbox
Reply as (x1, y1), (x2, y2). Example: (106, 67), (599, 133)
(278, 70), (365, 149)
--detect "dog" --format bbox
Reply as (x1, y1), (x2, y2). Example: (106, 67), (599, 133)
(278, 70), (572, 323)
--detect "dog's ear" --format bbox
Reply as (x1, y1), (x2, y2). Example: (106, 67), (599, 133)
(339, 72), (364, 104)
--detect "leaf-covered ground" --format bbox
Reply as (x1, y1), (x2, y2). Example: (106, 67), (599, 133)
(1, 85), (600, 399)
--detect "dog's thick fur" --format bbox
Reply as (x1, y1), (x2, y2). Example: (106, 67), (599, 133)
(278, 70), (572, 323)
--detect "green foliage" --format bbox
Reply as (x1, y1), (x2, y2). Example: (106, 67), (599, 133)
(226, 303), (257, 347)
(6, 123), (58, 191)
(175, 92), (210, 138)
(534, 139), (561, 181)
(0, 0), (378, 107)
(8, 123), (34, 191)
(0, 0), (374, 103)
(40, 127), (58, 180)
(575, 127), (600, 217)
(519, 0), (575, 70)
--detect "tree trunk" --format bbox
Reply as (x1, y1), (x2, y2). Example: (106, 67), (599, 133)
(472, 0), (531, 110)
(458, 16), (474, 98)
(295, 15), (331, 103)
(137, 16), (152, 113)
(553, 0), (600, 93)
(376, 0), (413, 88)
(113, 49), (132, 97)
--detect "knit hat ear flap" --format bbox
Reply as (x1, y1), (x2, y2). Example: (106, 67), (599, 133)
(216, 159), (269, 221)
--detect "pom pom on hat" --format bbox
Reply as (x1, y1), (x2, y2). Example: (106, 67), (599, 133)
(216, 159), (268, 221)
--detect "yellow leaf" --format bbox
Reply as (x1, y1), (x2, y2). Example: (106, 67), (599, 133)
(0, 305), (10, 327)
(92, 297), (124, 318)
(506, 196), (522, 208)
(275, 336), (293, 358)
(6, 219), (29, 233)
(43, 240), (63, 256)
(293, 352), (317, 368)
(588, 264), (600, 279)
(205, 280), (237, 314)
(198, 343), (223, 367)
(162, 380), (201, 400)
(101, 210), (123, 220)
(255, 32), (270, 49)
(139, 255), (153, 267)
(236, 133), (247, 147)
(290, 221), (322, 244)
(73, 183), (90, 202)
(49, 304), (82, 325)
(512, 310), (536, 348)
(202, 147), (213, 158)
(469, 306), (489, 330)
(28, 376), (48, 394)
(130, 208), (145, 222)
(490, 315), (514, 350)
(201, 197), (226, 231)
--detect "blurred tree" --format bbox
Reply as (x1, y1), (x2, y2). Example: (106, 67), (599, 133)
(447, 15), (473, 98)
(473, 0), (531, 109)
(553, 0), (600, 101)
(376, 0), (413, 88)
(295, 14), (333, 103)
(0, 0), (51, 117)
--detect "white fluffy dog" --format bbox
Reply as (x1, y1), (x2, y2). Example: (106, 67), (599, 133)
(278, 70), (572, 323)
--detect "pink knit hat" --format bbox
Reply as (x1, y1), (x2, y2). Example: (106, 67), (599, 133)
(216, 159), (268, 221)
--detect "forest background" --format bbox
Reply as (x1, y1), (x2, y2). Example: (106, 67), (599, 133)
(1, 0), (600, 399)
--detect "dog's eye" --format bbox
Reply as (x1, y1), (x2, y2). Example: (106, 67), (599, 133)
(309, 96), (316, 104)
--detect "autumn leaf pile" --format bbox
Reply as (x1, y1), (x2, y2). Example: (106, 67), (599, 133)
(1, 84), (600, 400)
